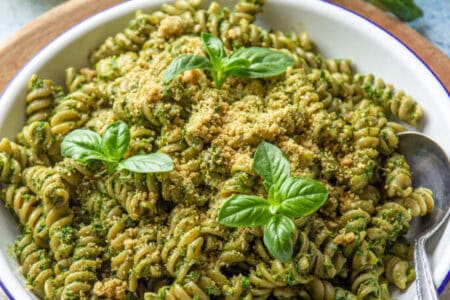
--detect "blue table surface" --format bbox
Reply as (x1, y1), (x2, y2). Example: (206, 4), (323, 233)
(409, 0), (450, 58)
(0, 0), (448, 299)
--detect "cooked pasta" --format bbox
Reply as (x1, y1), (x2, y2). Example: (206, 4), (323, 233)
(0, 152), (22, 184)
(1, 0), (435, 299)
(0, 137), (46, 167)
(61, 224), (103, 299)
(14, 233), (56, 299)
(25, 75), (59, 124)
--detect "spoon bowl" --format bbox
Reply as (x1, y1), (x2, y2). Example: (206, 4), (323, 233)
(397, 131), (450, 300)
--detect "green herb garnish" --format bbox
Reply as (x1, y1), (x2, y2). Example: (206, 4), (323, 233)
(61, 121), (173, 174)
(164, 33), (295, 89)
(218, 142), (328, 262)
(368, 0), (423, 22)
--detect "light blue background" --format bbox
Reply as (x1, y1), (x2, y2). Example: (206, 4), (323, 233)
(0, 0), (66, 42)
(408, 0), (450, 57)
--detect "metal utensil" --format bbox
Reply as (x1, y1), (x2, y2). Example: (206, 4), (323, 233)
(397, 131), (450, 300)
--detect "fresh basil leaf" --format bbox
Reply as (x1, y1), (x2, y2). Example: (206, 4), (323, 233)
(223, 57), (250, 73)
(61, 129), (105, 162)
(253, 141), (290, 191)
(369, 0), (422, 22)
(163, 55), (212, 84)
(227, 47), (294, 78)
(278, 177), (328, 218)
(218, 194), (272, 227)
(101, 121), (130, 162)
(263, 215), (295, 263)
(201, 33), (226, 66)
(118, 153), (173, 173)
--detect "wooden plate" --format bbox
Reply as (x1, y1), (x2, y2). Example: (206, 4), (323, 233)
(0, 0), (448, 93)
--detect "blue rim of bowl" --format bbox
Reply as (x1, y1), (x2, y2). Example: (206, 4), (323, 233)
(0, 280), (13, 300)
(438, 271), (450, 294)
(0, 0), (449, 299)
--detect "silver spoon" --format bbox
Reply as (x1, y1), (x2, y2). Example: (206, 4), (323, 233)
(397, 131), (450, 300)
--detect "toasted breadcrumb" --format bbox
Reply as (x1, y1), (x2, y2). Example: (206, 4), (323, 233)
(93, 279), (127, 299)
(158, 16), (185, 39)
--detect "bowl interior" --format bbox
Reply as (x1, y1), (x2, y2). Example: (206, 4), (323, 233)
(0, 0), (449, 298)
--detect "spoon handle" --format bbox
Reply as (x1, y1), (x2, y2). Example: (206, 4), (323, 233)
(415, 237), (438, 300)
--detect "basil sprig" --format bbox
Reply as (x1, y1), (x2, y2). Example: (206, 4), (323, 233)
(218, 142), (328, 262)
(368, 0), (423, 22)
(61, 121), (173, 174)
(164, 33), (295, 89)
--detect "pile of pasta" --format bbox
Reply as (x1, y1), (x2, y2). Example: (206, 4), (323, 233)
(0, 0), (434, 299)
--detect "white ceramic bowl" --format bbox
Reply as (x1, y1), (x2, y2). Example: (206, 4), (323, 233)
(0, 0), (449, 299)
